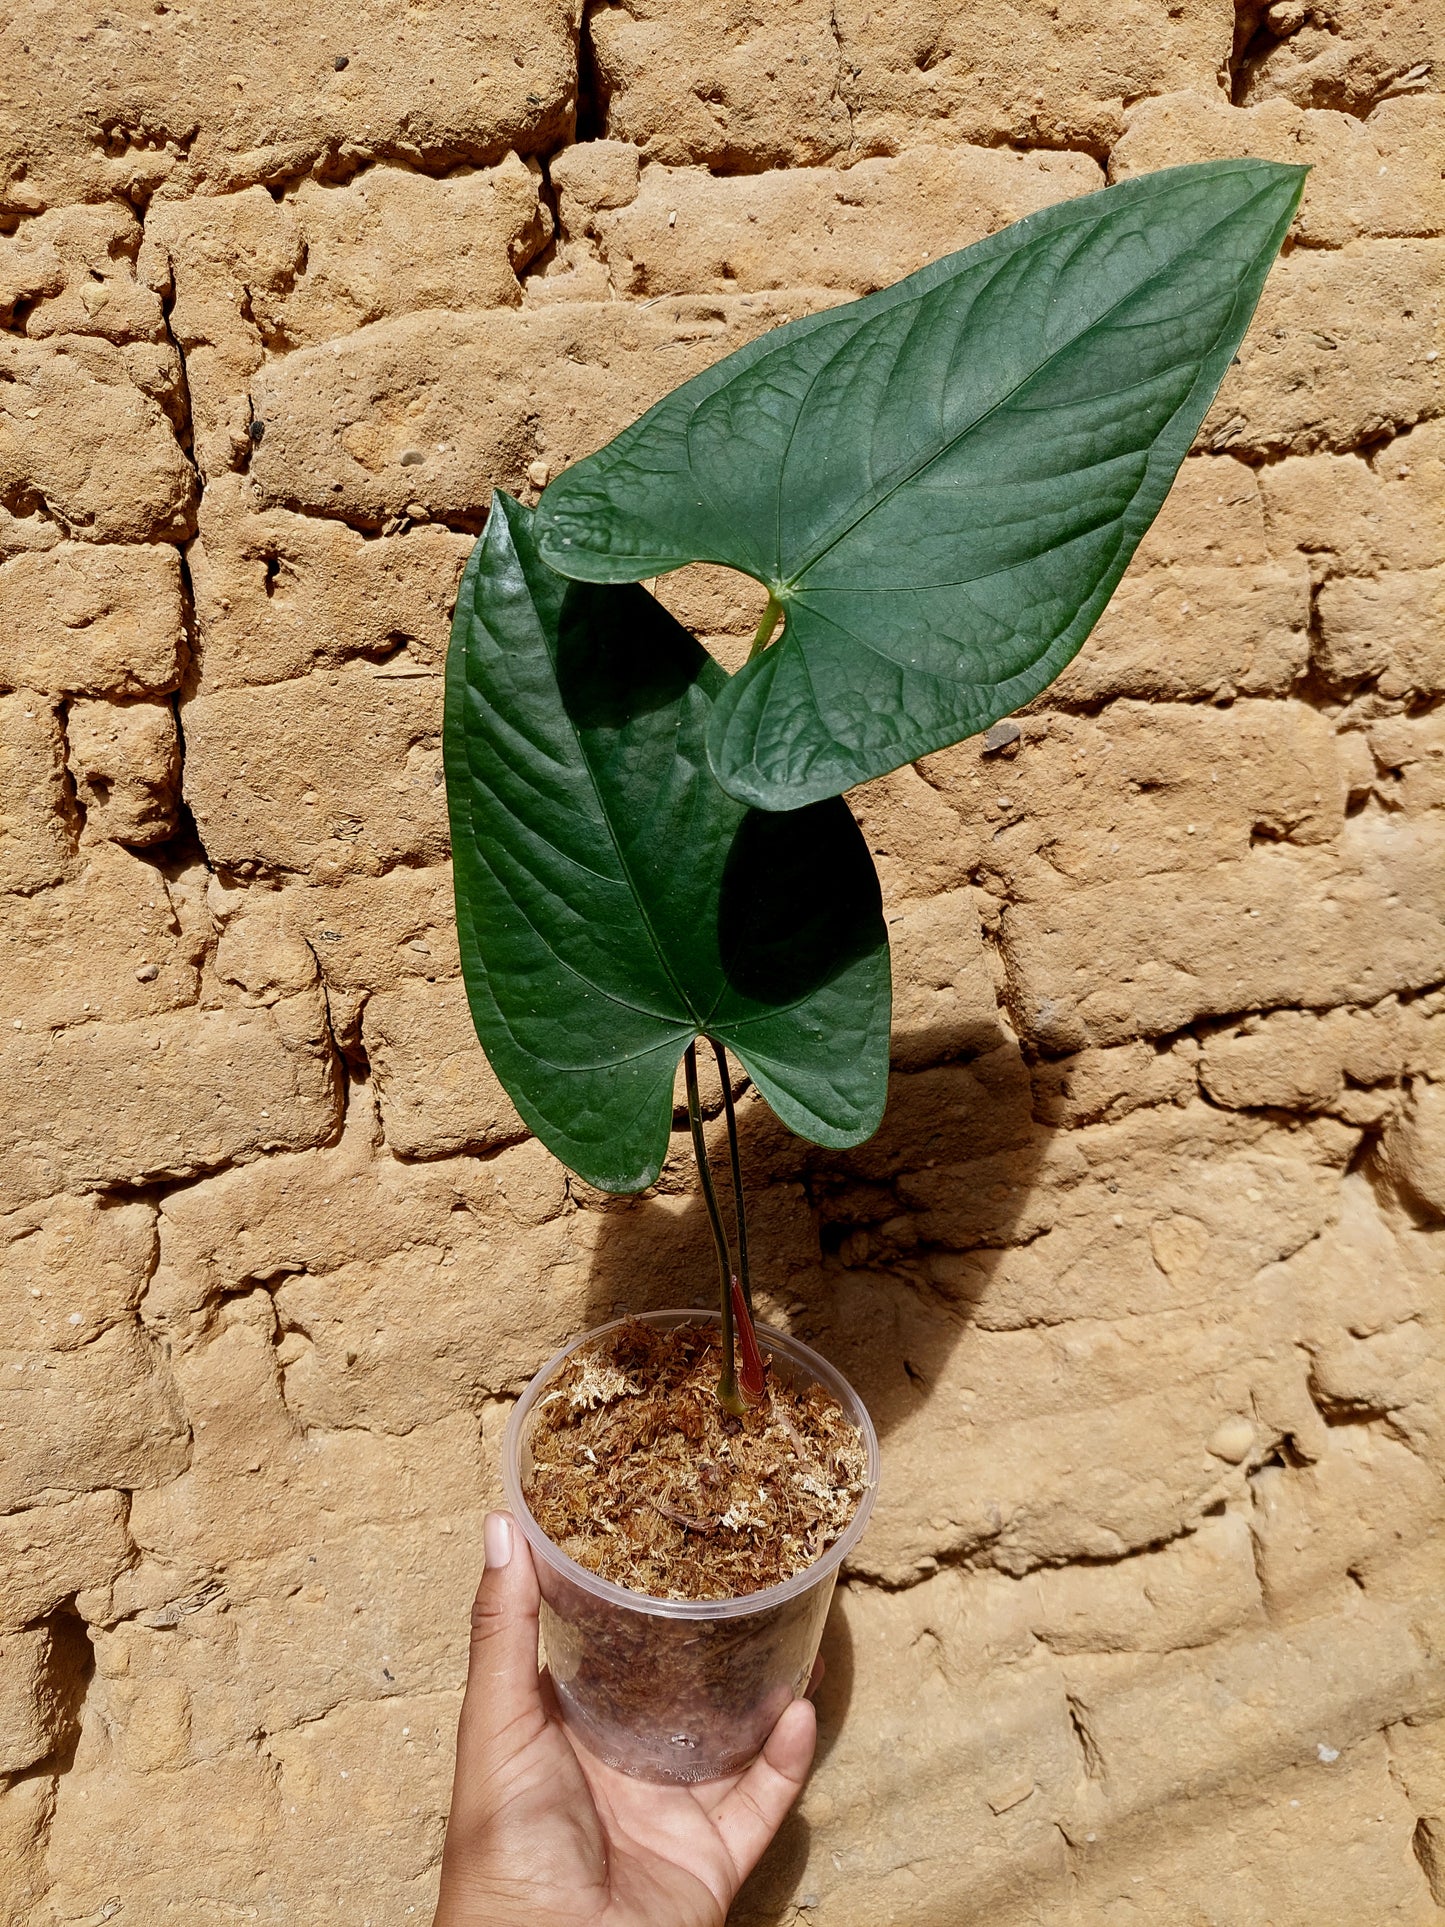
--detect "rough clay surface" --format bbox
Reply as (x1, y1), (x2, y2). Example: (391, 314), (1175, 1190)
(0, 2), (1442, 1922)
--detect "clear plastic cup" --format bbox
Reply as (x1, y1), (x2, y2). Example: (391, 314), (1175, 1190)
(502, 1309), (880, 1783)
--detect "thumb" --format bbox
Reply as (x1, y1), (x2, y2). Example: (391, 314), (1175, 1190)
(455, 1513), (547, 1767)
(435, 1517), (550, 1922)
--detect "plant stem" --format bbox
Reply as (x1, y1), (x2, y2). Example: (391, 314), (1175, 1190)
(684, 1043), (744, 1416)
(710, 1043), (767, 1402)
(711, 1040), (752, 1317)
(749, 593), (784, 659)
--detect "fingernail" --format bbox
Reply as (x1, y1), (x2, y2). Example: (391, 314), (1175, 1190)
(484, 1512), (513, 1570)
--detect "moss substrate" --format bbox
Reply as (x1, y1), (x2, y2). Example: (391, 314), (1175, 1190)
(523, 1318), (868, 1602)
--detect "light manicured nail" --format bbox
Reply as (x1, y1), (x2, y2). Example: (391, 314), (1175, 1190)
(483, 1512), (513, 1570)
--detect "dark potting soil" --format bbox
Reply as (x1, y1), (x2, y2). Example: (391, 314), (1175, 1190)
(522, 1319), (869, 1602)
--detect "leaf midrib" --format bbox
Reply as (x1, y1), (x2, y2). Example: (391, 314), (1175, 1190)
(694, 181), (1277, 600)
(453, 767), (696, 1067)
(521, 608), (719, 1041)
(461, 830), (692, 1037)
(464, 729), (870, 1087)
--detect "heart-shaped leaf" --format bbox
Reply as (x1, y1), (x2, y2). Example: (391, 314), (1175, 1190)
(444, 494), (891, 1193)
(535, 160), (1306, 809)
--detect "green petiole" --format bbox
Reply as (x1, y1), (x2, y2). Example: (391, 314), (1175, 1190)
(749, 593), (784, 659)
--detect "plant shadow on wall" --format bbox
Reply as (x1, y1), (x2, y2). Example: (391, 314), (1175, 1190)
(573, 1011), (1053, 1879)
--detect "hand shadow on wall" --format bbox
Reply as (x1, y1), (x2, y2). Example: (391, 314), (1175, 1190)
(576, 1006), (1053, 1922)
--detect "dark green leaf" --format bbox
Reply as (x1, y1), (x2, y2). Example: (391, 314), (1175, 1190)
(444, 494), (891, 1193)
(535, 160), (1307, 808)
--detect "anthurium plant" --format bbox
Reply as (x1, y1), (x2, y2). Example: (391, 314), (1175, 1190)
(444, 160), (1306, 1411)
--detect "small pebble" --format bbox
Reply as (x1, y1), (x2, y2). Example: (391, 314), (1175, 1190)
(399, 448), (425, 466)
(982, 719), (1022, 753)
(1207, 1416), (1255, 1464)
(135, 963), (159, 983)
(334, 53), (349, 69)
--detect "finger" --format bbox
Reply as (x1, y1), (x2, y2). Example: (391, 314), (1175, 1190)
(455, 1512), (547, 1764)
(712, 1696), (816, 1886)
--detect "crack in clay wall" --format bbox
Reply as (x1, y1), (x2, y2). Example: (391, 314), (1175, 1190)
(1, 0), (1443, 1920)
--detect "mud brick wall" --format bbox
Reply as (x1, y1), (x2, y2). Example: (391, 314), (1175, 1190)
(2, 4), (1443, 1921)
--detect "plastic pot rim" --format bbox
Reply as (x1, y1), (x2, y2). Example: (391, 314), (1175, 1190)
(501, 1308), (881, 1623)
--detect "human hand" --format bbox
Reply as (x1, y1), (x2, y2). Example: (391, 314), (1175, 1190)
(433, 1512), (818, 1927)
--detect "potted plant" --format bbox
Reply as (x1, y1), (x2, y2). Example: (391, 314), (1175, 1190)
(443, 159), (1305, 1781)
